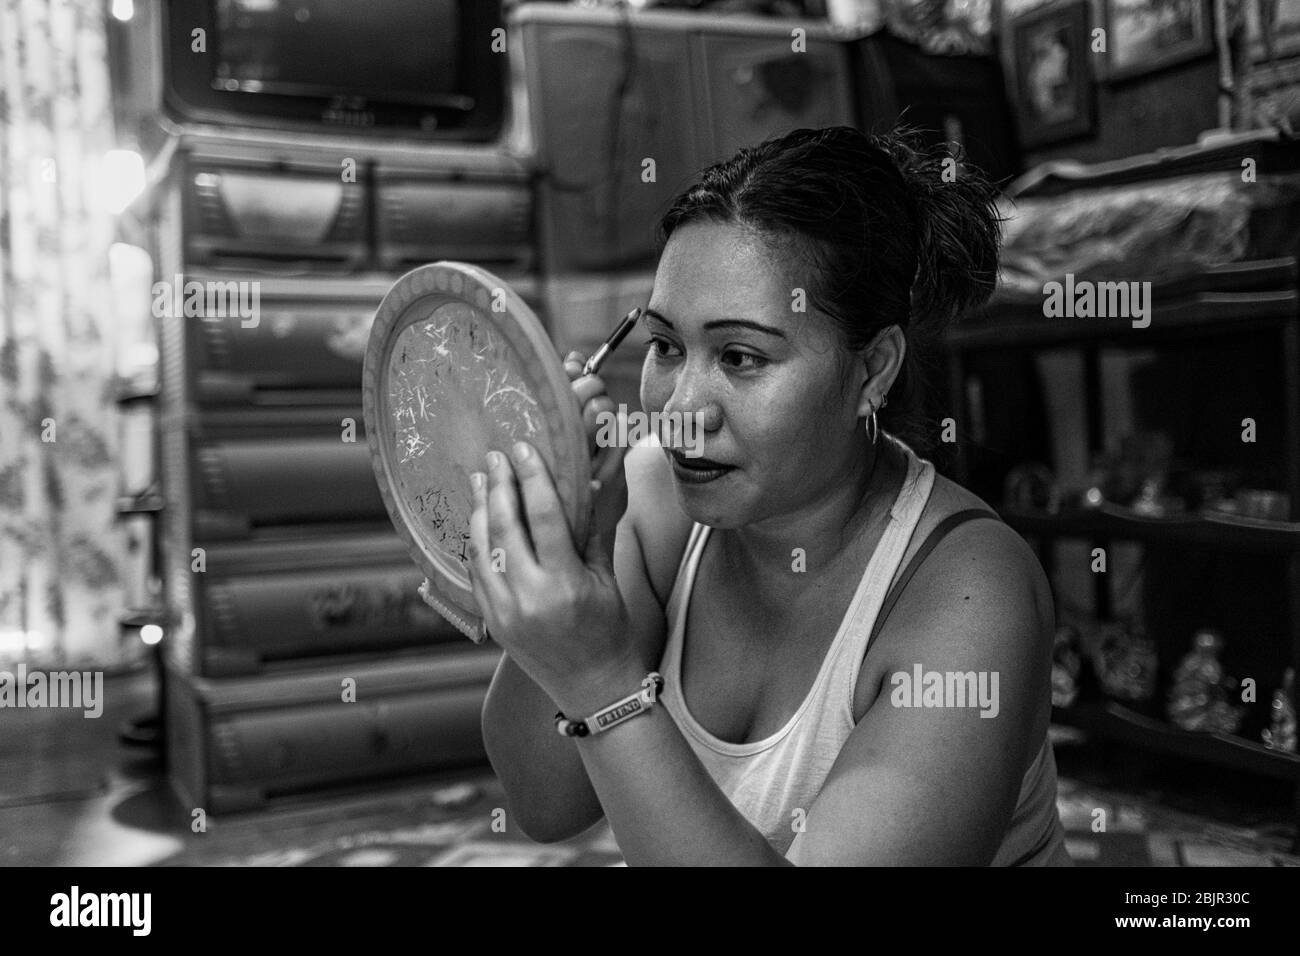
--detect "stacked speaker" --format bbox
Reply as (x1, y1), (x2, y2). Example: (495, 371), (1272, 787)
(157, 141), (533, 813)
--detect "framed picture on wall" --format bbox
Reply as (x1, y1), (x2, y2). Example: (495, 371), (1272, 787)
(1011, 1), (1095, 148)
(1246, 0), (1300, 63)
(1104, 0), (1215, 81)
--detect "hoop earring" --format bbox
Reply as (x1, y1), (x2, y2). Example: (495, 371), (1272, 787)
(865, 405), (879, 446)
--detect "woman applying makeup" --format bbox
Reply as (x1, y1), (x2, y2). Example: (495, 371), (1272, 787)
(475, 126), (1070, 866)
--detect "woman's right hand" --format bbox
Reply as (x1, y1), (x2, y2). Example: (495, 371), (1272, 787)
(563, 350), (629, 540)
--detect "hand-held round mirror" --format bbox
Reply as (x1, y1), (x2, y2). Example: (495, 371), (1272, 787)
(363, 262), (592, 643)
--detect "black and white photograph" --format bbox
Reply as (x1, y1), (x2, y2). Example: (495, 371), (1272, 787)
(1, 0), (1299, 919)
(1012, 0), (1096, 144)
(1105, 0), (1214, 80)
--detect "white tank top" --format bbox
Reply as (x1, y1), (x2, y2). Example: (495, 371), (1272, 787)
(657, 437), (1069, 864)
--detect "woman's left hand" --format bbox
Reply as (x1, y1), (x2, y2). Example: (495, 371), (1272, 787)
(468, 441), (643, 715)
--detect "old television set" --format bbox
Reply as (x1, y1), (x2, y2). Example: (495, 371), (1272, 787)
(164, 0), (506, 140)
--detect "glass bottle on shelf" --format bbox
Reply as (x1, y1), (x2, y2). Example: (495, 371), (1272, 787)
(1262, 668), (1297, 753)
(1166, 629), (1244, 734)
(1052, 624), (1083, 708)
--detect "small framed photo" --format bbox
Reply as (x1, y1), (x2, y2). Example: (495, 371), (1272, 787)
(1104, 0), (1215, 82)
(1011, 1), (1096, 148)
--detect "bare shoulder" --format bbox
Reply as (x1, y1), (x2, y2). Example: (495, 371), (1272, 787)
(916, 472), (1049, 600)
(905, 471), (1052, 638)
(621, 440), (696, 609)
(853, 470), (1054, 720)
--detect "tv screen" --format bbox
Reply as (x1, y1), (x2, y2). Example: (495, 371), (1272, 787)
(212, 0), (465, 109)
(164, 0), (505, 140)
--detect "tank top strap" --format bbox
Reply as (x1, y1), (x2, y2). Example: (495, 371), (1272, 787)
(864, 507), (1002, 652)
(664, 521), (710, 625)
(827, 438), (936, 717)
(661, 520), (710, 689)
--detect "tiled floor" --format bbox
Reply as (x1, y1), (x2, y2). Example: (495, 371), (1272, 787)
(2, 671), (1296, 866)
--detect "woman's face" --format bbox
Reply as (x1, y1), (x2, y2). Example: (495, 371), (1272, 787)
(640, 220), (867, 529)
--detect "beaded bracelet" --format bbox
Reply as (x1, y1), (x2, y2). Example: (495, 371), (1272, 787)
(554, 672), (665, 737)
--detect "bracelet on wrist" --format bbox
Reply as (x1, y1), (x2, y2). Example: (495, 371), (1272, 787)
(554, 672), (665, 738)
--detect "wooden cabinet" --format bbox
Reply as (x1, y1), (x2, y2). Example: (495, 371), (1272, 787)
(945, 140), (1300, 844)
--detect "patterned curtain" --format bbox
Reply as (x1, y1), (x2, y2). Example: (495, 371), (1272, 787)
(0, 0), (130, 667)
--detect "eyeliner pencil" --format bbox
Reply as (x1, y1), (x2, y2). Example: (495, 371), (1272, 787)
(583, 307), (643, 377)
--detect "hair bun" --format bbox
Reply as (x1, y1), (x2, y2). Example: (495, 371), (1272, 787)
(868, 128), (1004, 328)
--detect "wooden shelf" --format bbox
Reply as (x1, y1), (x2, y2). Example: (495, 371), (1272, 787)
(1003, 505), (1300, 555)
(997, 257), (1297, 301)
(945, 225), (1300, 824)
(1008, 132), (1300, 199)
(949, 288), (1298, 350)
(1055, 700), (1300, 782)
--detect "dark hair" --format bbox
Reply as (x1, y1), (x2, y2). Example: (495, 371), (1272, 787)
(657, 125), (1003, 458)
